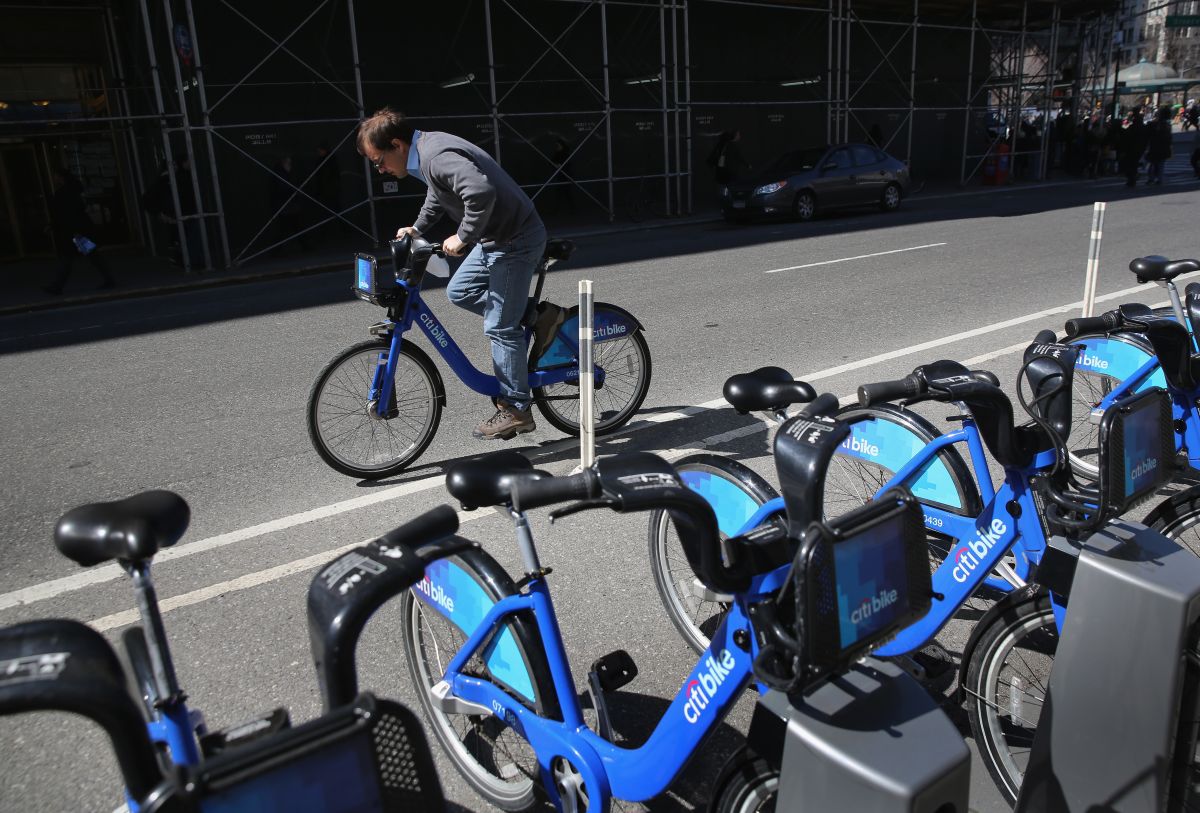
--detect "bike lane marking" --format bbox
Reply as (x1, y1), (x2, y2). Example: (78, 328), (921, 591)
(764, 242), (947, 273)
(1, 276), (1193, 615)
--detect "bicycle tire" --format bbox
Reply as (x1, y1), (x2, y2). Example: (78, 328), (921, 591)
(401, 548), (560, 812)
(1143, 484), (1200, 559)
(963, 588), (1056, 806)
(708, 747), (778, 813)
(307, 339), (443, 480)
(648, 454), (782, 654)
(533, 329), (651, 437)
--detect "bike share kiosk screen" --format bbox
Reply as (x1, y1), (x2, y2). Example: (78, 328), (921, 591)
(795, 493), (931, 686)
(352, 253), (390, 305)
(752, 493), (969, 813)
(1098, 387), (1174, 515)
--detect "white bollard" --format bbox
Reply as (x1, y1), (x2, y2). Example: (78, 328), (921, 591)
(578, 280), (595, 470)
(1081, 202), (1106, 318)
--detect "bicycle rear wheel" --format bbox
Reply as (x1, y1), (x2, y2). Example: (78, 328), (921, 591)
(1143, 485), (1200, 559)
(401, 550), (559, 812)
(648, 454), (782, 654)
(307, 339), (443, 480)
(534, 331), (650, 436)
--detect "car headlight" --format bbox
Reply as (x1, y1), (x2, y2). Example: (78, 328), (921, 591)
(753, 181), (787, 195)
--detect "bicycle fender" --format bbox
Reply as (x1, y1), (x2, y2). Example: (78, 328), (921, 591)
(534, 302), (644, 368)
(417, 548), (563, 720)
(1070, 331), (1166, 391)
(954, 583), (1047, 700)
(672, 453), (781, 537)
(836, 404), (983, 516)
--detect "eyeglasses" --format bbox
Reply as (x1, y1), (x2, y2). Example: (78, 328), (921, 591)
(370, 152), (388, 172)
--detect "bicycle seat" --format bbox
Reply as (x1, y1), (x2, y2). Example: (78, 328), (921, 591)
(723, 367), (817, 414)
(544, 239), (575, 262)
(1186, 282), (1200, 340)
(446, 451), (551, 510)
(1129, 256), (1200, 283)
(54, 490), (190, 568)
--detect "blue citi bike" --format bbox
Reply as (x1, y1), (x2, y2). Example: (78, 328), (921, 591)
(307, 236), (651, 479)
(0, 490), (468, 811)
(327, 390), (933, 813)
(648, 335), (1182, 804)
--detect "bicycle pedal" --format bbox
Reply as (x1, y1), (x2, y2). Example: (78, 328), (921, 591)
(199, 707), (291, 757)
(590, 649), (638, 693)
(912, 643), (957, 680)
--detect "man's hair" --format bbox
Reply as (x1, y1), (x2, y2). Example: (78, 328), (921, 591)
(357, 107), (415, 154)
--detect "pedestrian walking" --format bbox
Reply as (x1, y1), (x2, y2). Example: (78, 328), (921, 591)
(707, 129), (751, 195)
(43, 170), (115, 296)
(1120, 106), (1147, 187)
(1145, 105), (1174, 186)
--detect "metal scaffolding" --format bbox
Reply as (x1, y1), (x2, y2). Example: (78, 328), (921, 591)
(2, 0), (1116, 271)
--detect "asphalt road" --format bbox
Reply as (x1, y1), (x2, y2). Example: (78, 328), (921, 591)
(2, 170), (1199, 812)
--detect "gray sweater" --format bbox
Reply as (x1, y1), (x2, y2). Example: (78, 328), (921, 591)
(411, 131), (543, 245)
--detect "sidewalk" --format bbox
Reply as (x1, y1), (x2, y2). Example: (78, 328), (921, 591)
(3, 132), (1196, 317)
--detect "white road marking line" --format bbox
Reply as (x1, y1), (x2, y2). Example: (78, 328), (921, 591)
(2, 278), (1191, 614)
(765, 243), (947, 273)
(90, 509), (488, 632)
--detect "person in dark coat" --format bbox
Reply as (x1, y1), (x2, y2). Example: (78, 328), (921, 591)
(44, 170), (115, 295)
(1120, 107), (1148, 187)
(707, 130), (751, 189)
(1145, 105), (1174, 185)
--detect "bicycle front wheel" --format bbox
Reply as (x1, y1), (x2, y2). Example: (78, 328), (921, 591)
(534, 330), (651, 436)
(1144, 484), (1200, 559)
(964, 589), (1057, 806)
(401, 551), (559, 812)
(307, 339), (443, 480)
(648, 454), (782, 654)
(1066, 331), (1161, 481)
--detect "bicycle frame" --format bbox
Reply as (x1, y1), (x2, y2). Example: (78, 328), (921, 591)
(714, 418), (1061, 655)
(367, 279), (594, 415)
(422, 565), (789, 809)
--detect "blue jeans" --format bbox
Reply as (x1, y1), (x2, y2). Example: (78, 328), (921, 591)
(447, 225), (547, 411)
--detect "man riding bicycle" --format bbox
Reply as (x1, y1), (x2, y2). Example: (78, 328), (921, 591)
(356, 107), (565, 440)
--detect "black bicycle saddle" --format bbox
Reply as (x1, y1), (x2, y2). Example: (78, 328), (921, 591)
(446, 450), (551, 510)
(54, 490), (190, 568)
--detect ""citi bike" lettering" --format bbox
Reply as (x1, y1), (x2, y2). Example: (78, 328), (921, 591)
(950, 519), (1008, 583)
(683, 649), (736, 724)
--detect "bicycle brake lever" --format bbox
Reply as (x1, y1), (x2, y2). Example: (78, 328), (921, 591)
(548, 499), (615, 524)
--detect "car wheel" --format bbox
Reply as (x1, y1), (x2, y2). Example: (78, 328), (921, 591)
(880, 183), (902, 212)
(793, 191), (816, 222)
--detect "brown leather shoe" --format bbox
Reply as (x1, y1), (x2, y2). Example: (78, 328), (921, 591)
(530, 302), (567, 360)
(472, 400), (536, 440)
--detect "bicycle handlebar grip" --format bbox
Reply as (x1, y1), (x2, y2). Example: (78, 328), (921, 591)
(376, 504), (460, 551)
(513, 470), (600, 511)
(1063, 310), (1120, 338)
(857, 375), (923, 407)
(969, 370), (1001, 387)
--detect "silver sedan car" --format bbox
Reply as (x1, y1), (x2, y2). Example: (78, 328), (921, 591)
(722, 143), (910, 222)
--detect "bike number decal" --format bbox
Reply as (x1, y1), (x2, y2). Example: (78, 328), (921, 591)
(838, 418), (963, 510)
(1073, 337), (1165, 391)
(536, 308), (635, 367)
(680, 470), (764, 537)
(415, 559), (536, 704)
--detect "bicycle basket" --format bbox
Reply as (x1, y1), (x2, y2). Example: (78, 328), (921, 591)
(352, 253), (401, 305)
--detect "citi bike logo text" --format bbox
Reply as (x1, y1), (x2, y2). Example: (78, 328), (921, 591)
(420, 313), (449, 348)
(840, 435), (879, 458)
(951, 519), (1008, 583)
(594, 323), (628, 340)
(1131, 457), (1158, 479)
(683, 650), (736, 724)
(1078, 352), (1109, 371)
(416, 575), (455, 613)
(850, 588), (899, 626)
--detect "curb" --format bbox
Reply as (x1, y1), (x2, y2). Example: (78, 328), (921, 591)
(5, 169), (1197, 317)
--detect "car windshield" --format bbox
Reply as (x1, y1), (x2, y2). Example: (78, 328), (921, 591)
(763, 147), (827, 176)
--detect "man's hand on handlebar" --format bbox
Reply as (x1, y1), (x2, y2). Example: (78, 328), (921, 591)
(395, 225), (420, 240)
(442, 234), (467, 257)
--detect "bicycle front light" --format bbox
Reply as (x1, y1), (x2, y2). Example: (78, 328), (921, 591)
(753, 181), (788, 195)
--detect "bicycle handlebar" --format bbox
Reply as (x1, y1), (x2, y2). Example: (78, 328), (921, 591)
(376, 504), (460, 556)
(1064, 310), (1120, 339)
(858, 375), (924, 406)
(511, 470), (600, 511)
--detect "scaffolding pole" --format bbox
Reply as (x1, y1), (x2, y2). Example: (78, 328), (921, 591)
(601, 0), (615, 222)
(183, 0), (231, 269)
(1038, 3), (1062, 180)
(959, 0), (978, 185)
(907, 0), (918, 166)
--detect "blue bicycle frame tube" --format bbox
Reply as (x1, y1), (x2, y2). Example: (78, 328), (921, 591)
(440, 574), (775, 808)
